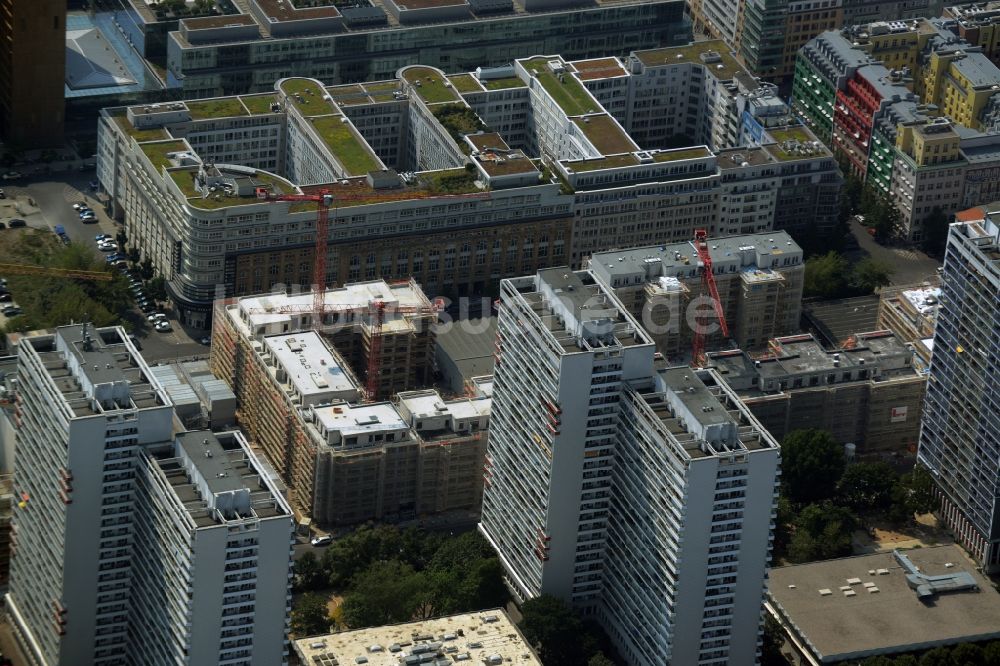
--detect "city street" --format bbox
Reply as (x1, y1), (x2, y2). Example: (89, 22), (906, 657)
(848, 218), (942, 286)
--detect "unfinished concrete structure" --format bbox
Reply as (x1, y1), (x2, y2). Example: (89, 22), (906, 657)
(210, 280), (489, 525)
(707, 330), (927, 455)
(587, 231), (804, 360)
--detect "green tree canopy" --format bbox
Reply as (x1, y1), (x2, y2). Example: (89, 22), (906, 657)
(587, 653), (616, 666)
(519, 595), (597, 666)
(850, 257), (895, 294)
(888, 465), (937, 525)
(291, 592), (331, 637)
(803, 252), (850, 299)
(838, 462), (897, 516)
(339, 560), (425, 628)
(781, 429), (846, 504)
(788, 502), (858, 563)
(293, 551), (326, 593)
(920, 207), (951, 257)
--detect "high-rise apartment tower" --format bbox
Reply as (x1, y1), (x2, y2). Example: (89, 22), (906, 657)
(480, 268), (780, 665)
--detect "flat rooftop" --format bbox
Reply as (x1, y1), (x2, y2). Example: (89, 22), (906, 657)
(804, 295), (881, 347)
(263, 332), (358, 399)
(571, 57), (628, 80)
(293, 610), (541, 666)
(769, 545), (1000, 663)
(633, 39), (745, 80)
(589, 231), (800, 281)
(520, 56), (602, 117)
(435, 316), (497, 383)
(313, 402), (409, 439)
(235, 279), (431, 330)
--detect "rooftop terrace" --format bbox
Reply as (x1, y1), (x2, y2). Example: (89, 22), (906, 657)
(572, 57), (628, 80)
(185, 97), (249, 120)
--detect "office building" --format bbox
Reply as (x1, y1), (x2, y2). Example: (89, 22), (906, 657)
(767, 545), (1000, 664)
(6, 324), (293, 665)
(587, 231), (804, 358)
(292, 610), (541, 665)
(794, 19), (1000, 240)
(707, 330), (927, 455)
(917, 212), (1000, 571)
(738, 0), (843, 82)
(163, 0), (690, 99)
(0, 0), (65, 147)
(98, 48), (838, 326)
(480, 267), (780, 665)
(210, 282), (489, 525)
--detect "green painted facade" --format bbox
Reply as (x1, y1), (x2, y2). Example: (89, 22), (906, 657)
(866, 128), (895, 194)
(792, 57), (836, 143)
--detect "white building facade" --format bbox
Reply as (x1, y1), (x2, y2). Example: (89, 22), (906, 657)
(480, 268), (780, 666)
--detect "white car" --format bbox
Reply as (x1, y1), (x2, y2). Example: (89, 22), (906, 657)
(154, 321), (172, 332)
(72, 202), (88, 210)
(310, 535), (333, 547)
(146, 313), (167, 323)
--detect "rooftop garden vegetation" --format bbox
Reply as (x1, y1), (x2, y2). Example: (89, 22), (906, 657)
(310, 116), (381, 176)
(432, 104), (488, 142)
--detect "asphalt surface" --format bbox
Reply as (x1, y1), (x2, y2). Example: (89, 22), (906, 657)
(847, 218), (942, 286)
(0, 171), (210, 361)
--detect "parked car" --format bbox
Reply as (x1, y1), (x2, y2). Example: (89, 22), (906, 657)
(200, 336), (211, 345)
(2, 172), (22, 181)
(310, 535), (333, 547)
(146, 313), (167, 323)
(0, 189), (6, 199)
(72, 202), (88, 211)
(7, 219), (25, 228)
(2, 307), (22, 317)
(89, 180), (99, 190)
(81, 214), (97, 224)
(0, 294), (11, 303)
(2, 304), (20, 315)
(154, 321), (172, 333)
(95, 233), (112, 241)
(54, 225), (65, 235)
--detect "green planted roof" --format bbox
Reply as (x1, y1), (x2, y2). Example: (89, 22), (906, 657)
(185, 98), (249, 120)
(309, 115), (381, 176)
(522, 57), (599, 116)
(402, 67), (461, 104)
(140, 140), (190, 171)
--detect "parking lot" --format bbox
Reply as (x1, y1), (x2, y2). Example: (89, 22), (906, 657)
(0, 172), (210, 361)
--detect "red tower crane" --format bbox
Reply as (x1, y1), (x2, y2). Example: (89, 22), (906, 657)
(257, 187), (335, 320)
(691, 229), (730, 365)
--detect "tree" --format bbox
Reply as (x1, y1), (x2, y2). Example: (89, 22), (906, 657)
(984, 640), (1000, 666)
(863, 191), (902, 242)
(321, 524), (405, 588)
(803, 252), (850, 299)
(850, 257), (894, 294)
(837, 462), (897, 517)
(290, 593), (330, 637)
(147, 276), (168, 301)
(588, 654), (616, 666)
(760, 615), (787, 666)
(780, 430), (846, 504)
(293, 551), (326, 592)
(888, 465), (937, 525)
(861, 657), (896, 666)
(771, 495), (797, 563)
(921, 206), (951, 257)
(787, 502), (858, 563)
(140, 258), (154, 280)
(519, 595), (596, 666)
(919, 647), (954, 666)
(338, 560), (424, 628)
(951, 643), (984, 666)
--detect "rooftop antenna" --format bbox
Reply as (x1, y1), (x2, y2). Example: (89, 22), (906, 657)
(82, 315), (93, 352)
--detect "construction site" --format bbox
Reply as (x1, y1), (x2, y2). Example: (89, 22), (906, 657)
(210, 279), (491, 528)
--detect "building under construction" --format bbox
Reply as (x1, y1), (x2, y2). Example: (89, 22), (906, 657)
(210, 279), (488, 526)
(706, 330), (927, 456)
(587, 232), (805, 360)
